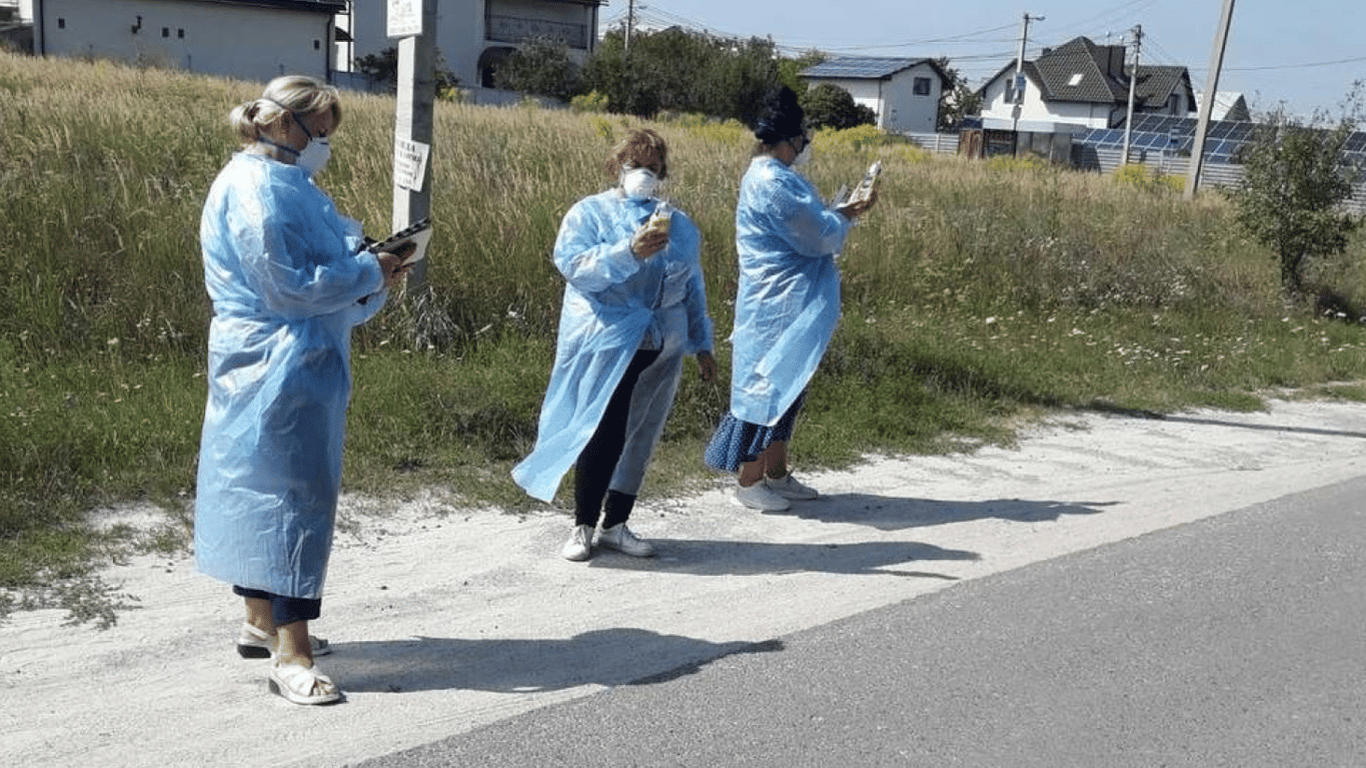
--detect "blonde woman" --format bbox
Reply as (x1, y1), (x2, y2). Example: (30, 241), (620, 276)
(194, 75), (412, 705)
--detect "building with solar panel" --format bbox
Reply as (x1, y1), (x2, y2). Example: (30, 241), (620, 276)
(799, 56), (952, 134)
(976, 36), (1195, 136)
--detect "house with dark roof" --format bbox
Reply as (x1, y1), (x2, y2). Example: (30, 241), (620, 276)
(799, 56), (951, 134)
(976, 36), (1195, 134)
(29, 0), (345, 81)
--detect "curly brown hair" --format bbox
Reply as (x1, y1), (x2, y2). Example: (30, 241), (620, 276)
(604, 128), (669, 181)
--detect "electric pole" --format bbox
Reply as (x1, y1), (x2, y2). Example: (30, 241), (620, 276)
(625, 0), (635, 53)
(1185, 0), (1237, 200)
(1123, 24), (1142, 165)
(1012, 13), (1044, 134)
(390, 0), (436, 289)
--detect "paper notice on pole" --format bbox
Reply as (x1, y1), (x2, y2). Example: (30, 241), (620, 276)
(387, 0), (422, 38)
(394, 138), (430, 192)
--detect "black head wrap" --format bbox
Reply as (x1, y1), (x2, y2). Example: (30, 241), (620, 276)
(753, 86), (805, 144)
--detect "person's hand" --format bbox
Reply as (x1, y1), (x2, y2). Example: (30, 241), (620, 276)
(376, 248), (413, 287)
(696, 350), (717, 382)
(629, 223), (669, 261)
(835, 186), (879, 220)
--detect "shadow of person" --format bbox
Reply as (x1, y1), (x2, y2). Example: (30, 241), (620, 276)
(590, 538), (979, 579)
(332, 629), (784, 694)
(758, 493), (1118, 531)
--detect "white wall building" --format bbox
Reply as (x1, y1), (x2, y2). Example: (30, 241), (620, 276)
(337, 0), (604, 91)
(28, 0), (343, 82)
(799, 57), (950, 134)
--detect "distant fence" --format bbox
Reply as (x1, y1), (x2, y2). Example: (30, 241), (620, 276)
(903, 131), (1365, 214)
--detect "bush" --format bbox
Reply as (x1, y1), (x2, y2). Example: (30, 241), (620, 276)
(570, 90), (610, 114)
(801, 83), (876, 131)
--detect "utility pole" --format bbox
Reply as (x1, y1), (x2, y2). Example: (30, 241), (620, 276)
(625, 0), (635, 53)
(388, 0), (436, 289)
(1011, 13), (1043, 134)
(1185, 0), (1237, 200)
(1122, 24), (1142, 165)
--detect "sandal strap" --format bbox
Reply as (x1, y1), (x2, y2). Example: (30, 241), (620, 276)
(271, 661), (340, 704)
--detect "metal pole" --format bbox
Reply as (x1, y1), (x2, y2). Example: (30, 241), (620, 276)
(392, 0), (436, 288)
(1123, 24), (1142, 165)
(1011, 13), (1042, 133)
(1184, 0), (1236, 200)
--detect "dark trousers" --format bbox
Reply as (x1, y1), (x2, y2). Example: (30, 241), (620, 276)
(574, 348), (660, 528)
(233, 585), (322, 626)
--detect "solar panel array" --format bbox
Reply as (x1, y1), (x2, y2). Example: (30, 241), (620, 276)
(801, 57), (918, 80)
(1077, 114), (1366, 165)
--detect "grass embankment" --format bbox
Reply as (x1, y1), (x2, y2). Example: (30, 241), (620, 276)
(3, 52), (1365, 624)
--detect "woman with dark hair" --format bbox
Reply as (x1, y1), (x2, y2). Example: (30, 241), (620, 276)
(514, 128), (716, 560)
(705, 86), (878, 511)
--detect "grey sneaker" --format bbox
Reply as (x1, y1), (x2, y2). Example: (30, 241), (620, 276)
(597, 523), (655, 557)
(561, 524), (594, 561)
(733, 481), (791, 511)
(765, 473), (818, 500)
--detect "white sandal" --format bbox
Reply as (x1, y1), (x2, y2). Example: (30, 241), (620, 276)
(236, 622), (332, 659)
(269, 660), (342, 705)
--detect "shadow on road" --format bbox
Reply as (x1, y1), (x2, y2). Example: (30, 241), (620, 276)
(591, 537), (979, 578)
(334, 630), (784, 694)
(758, 493), (1117, 531)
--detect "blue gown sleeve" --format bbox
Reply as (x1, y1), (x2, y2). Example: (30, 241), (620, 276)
(227, 182), (385, 320)
(762, 170), (852, 259)
(553, 197), (642, 293)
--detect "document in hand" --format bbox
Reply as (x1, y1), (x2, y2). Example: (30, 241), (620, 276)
(844, 160), (882, 206)
(368, 217), (433, 265)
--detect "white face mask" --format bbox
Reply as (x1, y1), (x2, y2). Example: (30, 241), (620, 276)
(298, 137), (331, 176)
(791, 142), (812, 168)
(620, 166), (660, 201)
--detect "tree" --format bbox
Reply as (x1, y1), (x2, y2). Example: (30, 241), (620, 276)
(494, 36), (584, 102)
(1227, 101), (1362, 297)
(936, 57), (981, 132)
(354, 47), (459, 95)
(580, 29), (782, 122)
(800, 83), (876, 131)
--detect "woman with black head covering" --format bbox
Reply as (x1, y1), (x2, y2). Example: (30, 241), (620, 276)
(704, 86), (878, 511)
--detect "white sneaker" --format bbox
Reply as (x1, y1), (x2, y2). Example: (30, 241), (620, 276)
(765, 473), (818, 500)
(597, 523), (655, 557)
(733, 481), (791, 511)
(561, 524), (594, 561)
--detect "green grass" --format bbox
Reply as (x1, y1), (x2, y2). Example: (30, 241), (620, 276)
(3, 52), (1366, 625)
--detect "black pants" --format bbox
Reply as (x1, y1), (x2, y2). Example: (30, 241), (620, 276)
(574, 348), (660, 528)
(233, 585), (321, 626)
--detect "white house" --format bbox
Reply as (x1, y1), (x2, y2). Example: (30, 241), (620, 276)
(798, 56), (950, 134)
(977, 36), (1195, 134)
(337, 0), (605, 91)
(28, 0), (344, 82)
(1194, 90), (1250, 122)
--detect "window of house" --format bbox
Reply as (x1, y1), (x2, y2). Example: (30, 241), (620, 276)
(57, 18), (65, 29)
(913, 77), (931, 96)
(1067, 73), (1083, 87)
(178, 29), (185, 39)
(313, 40), (321, 50)
(161, 27), (169, 38)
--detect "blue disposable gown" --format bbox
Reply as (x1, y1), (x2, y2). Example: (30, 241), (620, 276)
(194, 153), (387, 600)
(728, 156), (854, 426)
(512, 190), (713, 502)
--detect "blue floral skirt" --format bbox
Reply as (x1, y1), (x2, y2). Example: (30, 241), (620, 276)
(703, 391), (807, 472)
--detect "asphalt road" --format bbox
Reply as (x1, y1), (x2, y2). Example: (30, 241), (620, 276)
(357, 476), (1366, 767)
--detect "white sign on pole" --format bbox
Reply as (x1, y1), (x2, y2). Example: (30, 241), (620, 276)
(394, 138), (430, 192)
(387, 0), (422, 39)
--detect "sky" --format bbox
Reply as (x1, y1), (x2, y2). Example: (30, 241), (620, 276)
(600, 0), (1366, 120)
